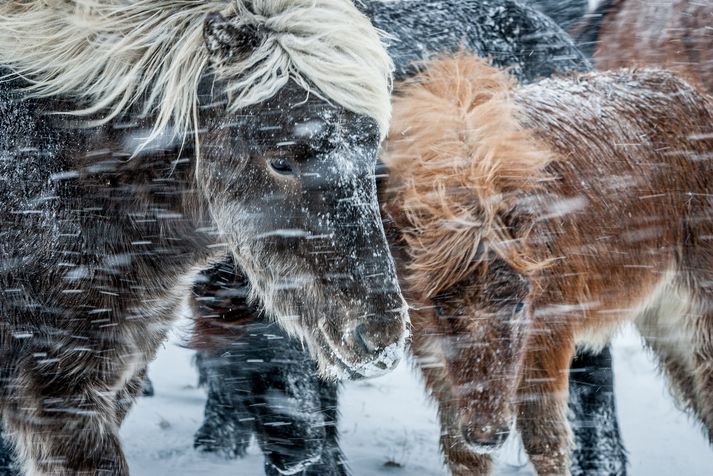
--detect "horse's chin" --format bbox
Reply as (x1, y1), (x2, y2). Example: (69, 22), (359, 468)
(251, 271), (408, 380)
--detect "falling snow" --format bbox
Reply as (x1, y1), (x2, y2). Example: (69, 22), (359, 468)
(1, 0), (712, 475)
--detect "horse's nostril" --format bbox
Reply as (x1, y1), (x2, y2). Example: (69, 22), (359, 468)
(374, 360), (388, 370)
(461, 423), (510, 454)
(354, 323), (380, 354)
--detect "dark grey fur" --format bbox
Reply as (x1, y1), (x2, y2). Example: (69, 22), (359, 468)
(359, 0), (589, 82)
(524, 0), (590, 32)
(191, 260), (347, 476)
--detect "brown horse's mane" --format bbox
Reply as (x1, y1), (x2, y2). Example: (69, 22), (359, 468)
(382, 53), (554, 298)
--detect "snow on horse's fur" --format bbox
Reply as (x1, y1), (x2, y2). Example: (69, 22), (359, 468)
(383, 53), (713, 475)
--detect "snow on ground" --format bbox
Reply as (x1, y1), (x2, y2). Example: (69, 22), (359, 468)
(121, 321), (713, 475)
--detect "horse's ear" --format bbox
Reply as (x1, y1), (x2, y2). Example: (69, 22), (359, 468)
(203, 12), (264, 63)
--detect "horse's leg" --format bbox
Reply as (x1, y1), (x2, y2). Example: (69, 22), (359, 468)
(303, 380), (349, 476)
(689, 299), (713, 443)
(0, 363), (148, 476)
(140, 371), (154, 397)
(671, 221), (713, 441)
(253, 356), (327, 476)
(633, 277), (712, 437)
(115, 367), (151, 426)
(2, 340), (134, 475)
(193, 351), (254, 458)
(409, 312), (493, 475)
(568, 346), (627, 475)
(636, 293), (713, 444)
(516, 328), (575, 476)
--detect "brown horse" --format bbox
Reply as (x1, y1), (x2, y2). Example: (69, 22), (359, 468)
(574, 0), (713, 93)
(382, 53), (713, 475)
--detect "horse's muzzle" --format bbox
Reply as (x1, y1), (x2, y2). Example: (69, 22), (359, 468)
(460, 419), (511, 454)
(319, 295), (409, 380)
(347, 311), (409, 378)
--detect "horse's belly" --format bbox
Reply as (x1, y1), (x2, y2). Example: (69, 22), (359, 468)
(574, 270), (694, 358)
(634, 272), (696, 371)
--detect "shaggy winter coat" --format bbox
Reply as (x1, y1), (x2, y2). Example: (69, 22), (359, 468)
(382, 53), (713, 475)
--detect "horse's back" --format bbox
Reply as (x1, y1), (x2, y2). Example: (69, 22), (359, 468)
(517, 68), (713, 329)
(517, 67), (713, 190)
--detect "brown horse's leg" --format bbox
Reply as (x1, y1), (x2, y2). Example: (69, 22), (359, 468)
(516, 328), (575, 476)
(636, 326), (700, 418)
(637, 296), (713, 444)
(691, 300), (713, 443)
(410, 308), (493, 475)
(634, 280), (711, 438)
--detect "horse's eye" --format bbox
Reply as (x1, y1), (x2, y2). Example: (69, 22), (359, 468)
(269, 157), (294, 176)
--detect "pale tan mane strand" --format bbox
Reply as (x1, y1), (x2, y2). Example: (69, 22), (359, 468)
(383, 53), (554, 297)
(0, 0), (393, 142)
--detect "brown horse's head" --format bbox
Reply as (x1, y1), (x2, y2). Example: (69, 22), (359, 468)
(431, 256), (530, 453)
(195, 11), (408, 379)
(381, 54), (552, 450)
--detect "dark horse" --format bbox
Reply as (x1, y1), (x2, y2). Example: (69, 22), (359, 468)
(0, 1), (409, 474)
(187, 1), (626, 475)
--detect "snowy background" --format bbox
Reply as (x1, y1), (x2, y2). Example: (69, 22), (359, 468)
(120, 316), (713, 475)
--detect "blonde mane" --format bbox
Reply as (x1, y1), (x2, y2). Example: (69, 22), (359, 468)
(0, 0), (393, 142)
(383, 53), (554, 298)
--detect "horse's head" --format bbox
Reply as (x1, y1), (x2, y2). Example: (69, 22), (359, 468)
(430, 255), (530, 454)
(195, 9), (408, 379)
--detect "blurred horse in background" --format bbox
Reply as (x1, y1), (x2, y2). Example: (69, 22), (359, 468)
(573, 0), (713, 94)
(384, 53), (713, 475)
(190, 260), (346, 476)
(525, 0), (590, 31)
(532, 0), (713, 96)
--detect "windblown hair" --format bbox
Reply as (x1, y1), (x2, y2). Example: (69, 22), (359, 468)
(383, 54), (553, 298)
(0, 0), (393, 140)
